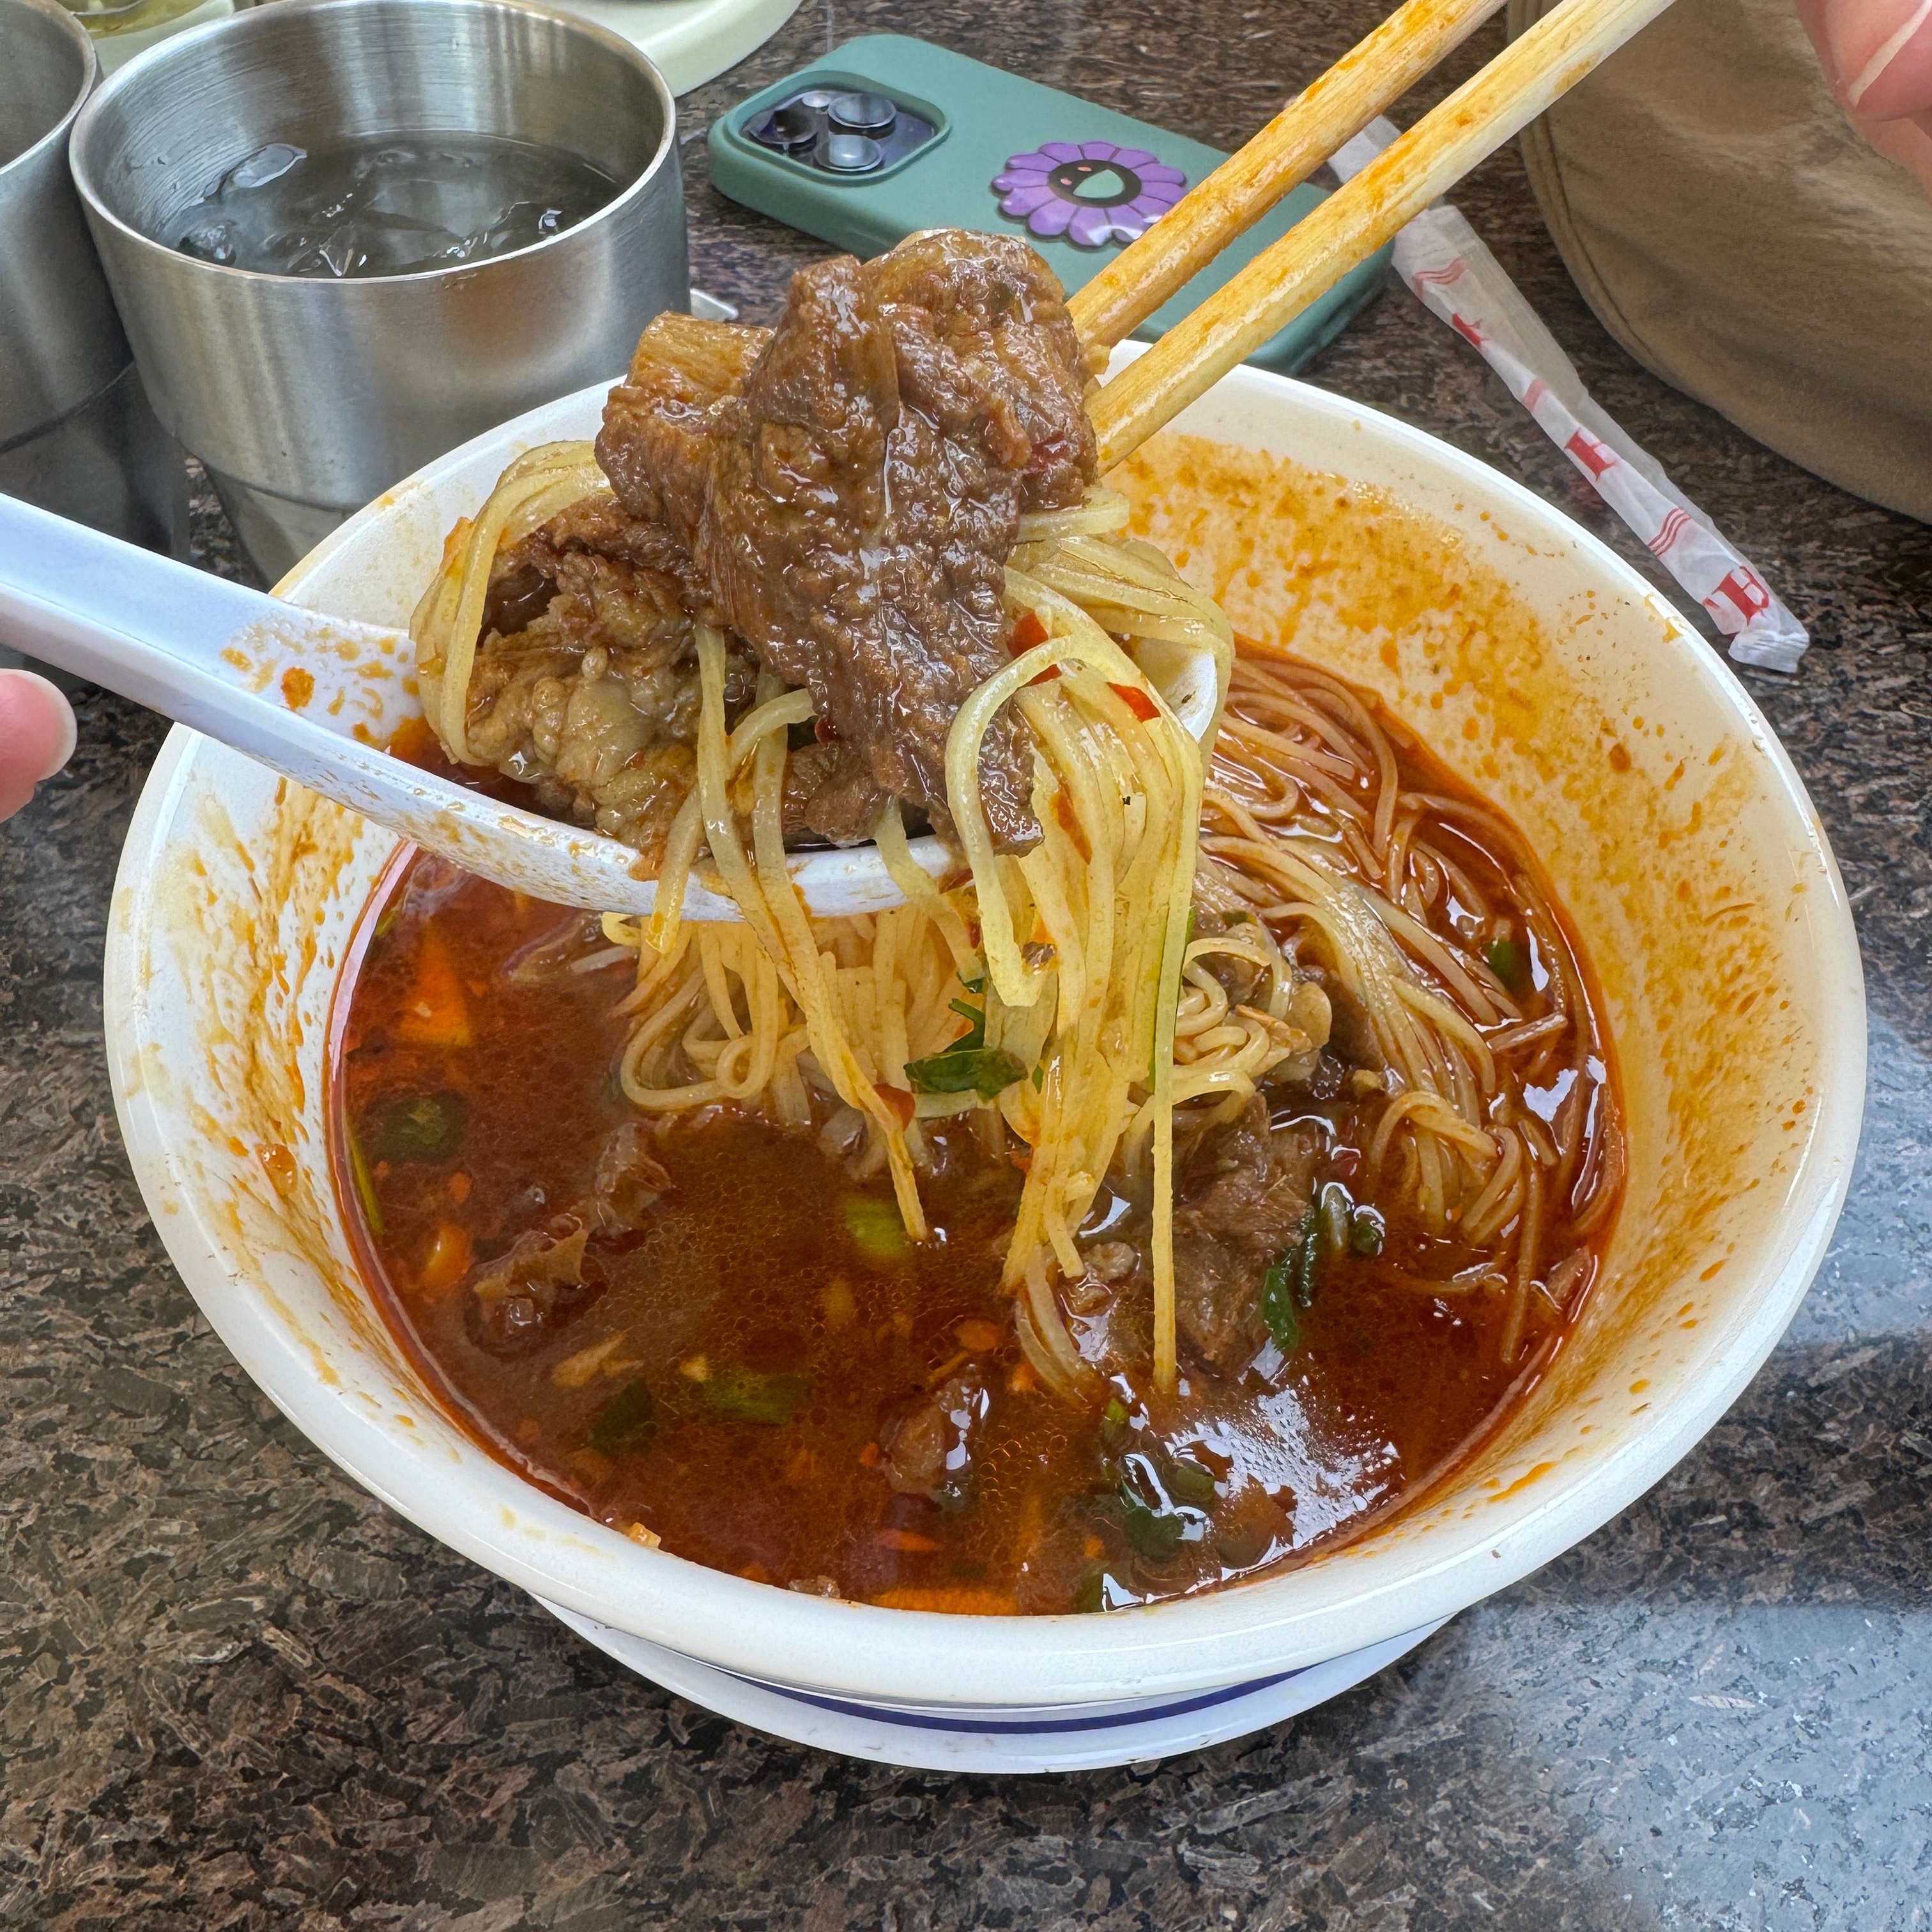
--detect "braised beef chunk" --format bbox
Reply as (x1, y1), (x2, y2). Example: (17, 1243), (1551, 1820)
(596, 309), (771, 551)
(453, 489), (728, 857)
(880, 1367), (989, 1507)
(467, 1124), (675, 1351)
(589, 1122), (672, 1232)
(1172, 1098), (1321, 1376)
(467, 1218), (599, 1354)
(480, 562), (553, 640)
(435, 321), (772, 854)
(459, 598), (757, 861)
(515, 489), (705, 592)
(779, 738), (891, 847)
(479, 491), (703, 667)
(454, 235), (1093, 855)
(863, 228), (1094, 510)
(598, 231), (1097, 851)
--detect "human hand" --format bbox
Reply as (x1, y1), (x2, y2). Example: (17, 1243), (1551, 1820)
(1797, 0), (1932, 194)
(0, 670), (77, 822)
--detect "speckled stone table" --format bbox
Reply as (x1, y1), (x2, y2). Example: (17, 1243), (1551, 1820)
(4, 2), (1930, 1926)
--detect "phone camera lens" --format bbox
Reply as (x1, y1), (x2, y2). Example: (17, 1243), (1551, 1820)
(827, 92), (896, 137)
(752, 102), (818, 153)
(821, 132), (884, 172)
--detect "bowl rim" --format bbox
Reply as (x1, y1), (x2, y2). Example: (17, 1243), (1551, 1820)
(68, 0), (678, 289)
(105, 363), (1866, 1707)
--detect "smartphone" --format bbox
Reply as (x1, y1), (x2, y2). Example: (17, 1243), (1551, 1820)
(707, 33), (1389, 373)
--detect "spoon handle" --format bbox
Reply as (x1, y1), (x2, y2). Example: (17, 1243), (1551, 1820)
(0, 494), (949, 919)
(0, 493), (424, 751)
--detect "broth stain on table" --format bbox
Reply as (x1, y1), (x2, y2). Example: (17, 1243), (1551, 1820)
(3, 0), (1929, 1925)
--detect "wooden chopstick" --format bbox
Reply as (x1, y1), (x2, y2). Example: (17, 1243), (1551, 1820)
(1070, 0), (1508, 356)
(1087, 0), (1680, 471)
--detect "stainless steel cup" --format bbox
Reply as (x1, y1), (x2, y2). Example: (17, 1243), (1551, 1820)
(70, 0), (688, 582)
(0, 0), (183, 569)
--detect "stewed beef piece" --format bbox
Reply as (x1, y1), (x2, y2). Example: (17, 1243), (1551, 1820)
(879, 1367), (990, 1508)
(1172, 1099), (1321, 1376)
(598, 230), (1097, 850)
(464, 1122), (674, 1355)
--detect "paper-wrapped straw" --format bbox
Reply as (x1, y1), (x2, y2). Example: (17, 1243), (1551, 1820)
(1331, 117), (1807, 673)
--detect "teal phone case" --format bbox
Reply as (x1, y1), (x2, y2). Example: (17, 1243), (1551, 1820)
(708, 34), (1390, 374)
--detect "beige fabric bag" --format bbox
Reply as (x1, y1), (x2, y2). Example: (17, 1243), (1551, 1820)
(1510, 0), (1932, 525)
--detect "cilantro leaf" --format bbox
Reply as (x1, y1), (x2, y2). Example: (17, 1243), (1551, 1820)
(904, 1046), (1025, 1099)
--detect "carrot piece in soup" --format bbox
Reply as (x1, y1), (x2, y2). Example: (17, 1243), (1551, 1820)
(417, 1222), (473, 1297)
(395, 926), (473, 1047)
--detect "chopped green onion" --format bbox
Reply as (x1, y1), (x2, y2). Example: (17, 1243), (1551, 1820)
(1120, 1498), (1185, 1560)
(1349, 1206), (1386, 1257)
(1075, 1569), (1133, 1614)
(703, 1366), (809, 1425)
(587, 1378), (656, 1453)
(1213, 1521), (1270, 1568)
(843, 1193), (912, 1262)
(1031, 1063), (1045, 1092)
(947, 997), (988, 1048)
(372, 1089), (468, 1162)
(1295, 1219), (1321, 1308)
(1161, 1452), (1218, 1506)
(344, 1118), (383, 1239)
(1116, 1453), (1206, 1558)
(1485, 935), (1526, 992)
(1263, 1202), (1325, 1341)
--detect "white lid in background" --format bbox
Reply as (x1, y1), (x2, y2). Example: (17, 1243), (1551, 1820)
(544, 0), (801, 96)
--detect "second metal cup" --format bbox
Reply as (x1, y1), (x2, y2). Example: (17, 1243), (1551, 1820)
(70, 0), (689, 581)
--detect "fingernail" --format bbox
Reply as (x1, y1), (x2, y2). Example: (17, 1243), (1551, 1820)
(1846, 0), (1932, 109)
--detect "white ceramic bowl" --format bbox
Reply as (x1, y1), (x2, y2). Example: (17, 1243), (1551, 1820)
(104, 358), (1864, 1773)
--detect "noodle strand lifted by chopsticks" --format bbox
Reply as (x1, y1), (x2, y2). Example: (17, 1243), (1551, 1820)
(943, 564), (1201, 1392)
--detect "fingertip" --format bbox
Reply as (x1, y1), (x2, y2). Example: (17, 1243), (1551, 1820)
(0, 668), (78, 786)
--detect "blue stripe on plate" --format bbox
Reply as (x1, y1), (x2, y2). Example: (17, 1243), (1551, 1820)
(723, 1666), (1311, 1735)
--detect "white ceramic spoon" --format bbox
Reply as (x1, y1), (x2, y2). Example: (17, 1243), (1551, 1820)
(0, 492), (1218, 917)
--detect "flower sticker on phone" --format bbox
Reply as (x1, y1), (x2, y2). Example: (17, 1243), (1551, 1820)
(992, 140), (1186, 247)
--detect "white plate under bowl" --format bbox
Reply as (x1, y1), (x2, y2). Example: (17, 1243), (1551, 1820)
(103, 353), (1863, 1771)
(540, 1600), (1448, 1772)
